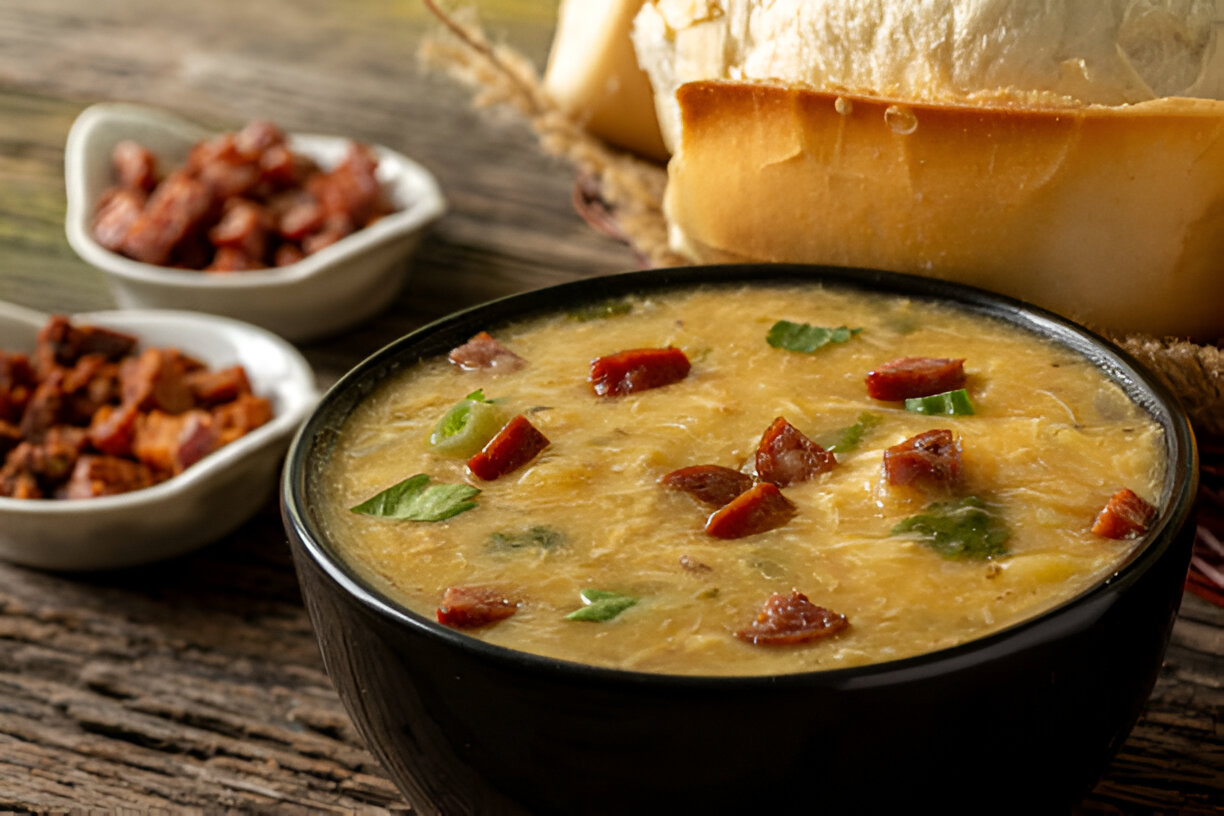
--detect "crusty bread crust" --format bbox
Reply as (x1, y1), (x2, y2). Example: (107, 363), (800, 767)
(666, 80), (1224, 340)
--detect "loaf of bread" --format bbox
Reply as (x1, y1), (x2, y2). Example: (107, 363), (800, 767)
(628, 0), (1224, 340)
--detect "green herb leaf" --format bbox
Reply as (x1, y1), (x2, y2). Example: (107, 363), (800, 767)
(565, 589), (639, 622)
(767, 321), (861, 353)
(568, 299), (634, 322)
(891, 496), (1011, 560)
(904, 388), (975, 416)
(351, 474), (480, 521)
(487, 525), (565, 552)
(826, 412), (883, 453)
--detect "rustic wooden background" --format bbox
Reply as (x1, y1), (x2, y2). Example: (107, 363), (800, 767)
(0, 0), (1221, 811)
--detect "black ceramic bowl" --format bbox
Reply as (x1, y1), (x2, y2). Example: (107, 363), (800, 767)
(281, 265), (1198, 815)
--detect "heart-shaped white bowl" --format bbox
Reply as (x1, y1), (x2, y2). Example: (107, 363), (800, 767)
(64, 102), (446, 342)
(0, 300), (319, 570)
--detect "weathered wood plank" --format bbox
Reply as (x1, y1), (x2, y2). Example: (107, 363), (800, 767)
(0, 0), (1220, 811)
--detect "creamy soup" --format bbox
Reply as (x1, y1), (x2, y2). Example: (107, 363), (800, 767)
(315, 284), (1165, 676)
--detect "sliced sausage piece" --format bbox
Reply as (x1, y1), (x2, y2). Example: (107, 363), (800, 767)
(310, 142), (386, 227)
(755, 417), (836, 487)
(111, 140), (158, 192)
(467, 414), (549, 481)
(705, 482), (796, 539)
(866, 357), (966, 401)
(883, 429), (962, 487)
(589, 347), (691, 397)
(208, 198), (269, 262)
(436, 586), (518, 628)
(92, 188), (147, 251)
(448, 331), (525, 372)
(234, 119), (286, 158)
(735, 590), (849, 645)
(120, 170), (214, 266)
(195, 154), (261, 201)
(1092, 488), (1158, 539)
(273, 242), (306, 267)
(662, 464), (754, 507)
(206, 246), (264, 272)
(275, 192), (326, 241)
(301, 213), (352, 255)
(258, 144), (299, 188)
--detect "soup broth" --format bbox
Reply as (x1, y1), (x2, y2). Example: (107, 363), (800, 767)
(316, 284), (1165, 676)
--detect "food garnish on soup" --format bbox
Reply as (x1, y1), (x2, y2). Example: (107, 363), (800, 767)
(321, 285), (1164, 676)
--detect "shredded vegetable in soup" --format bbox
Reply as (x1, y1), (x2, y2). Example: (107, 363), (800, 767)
(316, 284), (1166, 676)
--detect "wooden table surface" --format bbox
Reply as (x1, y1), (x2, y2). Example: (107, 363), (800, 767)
(1, 2), (1221, 812)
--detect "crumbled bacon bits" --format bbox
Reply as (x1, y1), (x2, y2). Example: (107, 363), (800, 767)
(0, 315), (272, 499)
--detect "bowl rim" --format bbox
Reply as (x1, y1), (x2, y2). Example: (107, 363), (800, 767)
(62, 101), (447, 292)
(282, 263), (1199, 687)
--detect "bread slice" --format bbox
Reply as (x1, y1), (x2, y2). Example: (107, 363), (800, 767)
(543, 0), (667, 161)
(666, 80), (1224, 339)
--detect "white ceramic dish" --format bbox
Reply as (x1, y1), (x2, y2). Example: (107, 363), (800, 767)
(0, 300), (319, 571)
(64, 102), (447, 342)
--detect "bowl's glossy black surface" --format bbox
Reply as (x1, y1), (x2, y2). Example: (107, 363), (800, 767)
(282, 264), (1198, 815)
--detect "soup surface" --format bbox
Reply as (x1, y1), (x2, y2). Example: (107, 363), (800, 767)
(316, 284), (1165, 676)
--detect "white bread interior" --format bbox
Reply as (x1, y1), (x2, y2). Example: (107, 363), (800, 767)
(665, 81), (1224, 340)
(543, 0), (668, 162)
(634, 0), (1224, 153)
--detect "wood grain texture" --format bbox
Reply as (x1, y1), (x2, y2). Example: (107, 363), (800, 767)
(0, 0), (1220, 812)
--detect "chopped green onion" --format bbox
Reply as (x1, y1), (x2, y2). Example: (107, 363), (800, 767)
(826, 412), (883, 453)
(351, 474), (480, 521)
(429, 390), (508, 457)
(567, 299), (633, 322)
(766, 321), (861, 353)
(565, 589), (639, 622)
(904, 388), (975, 416)
(891, 496), (1010, 560)
(487, 525), (565, 552)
